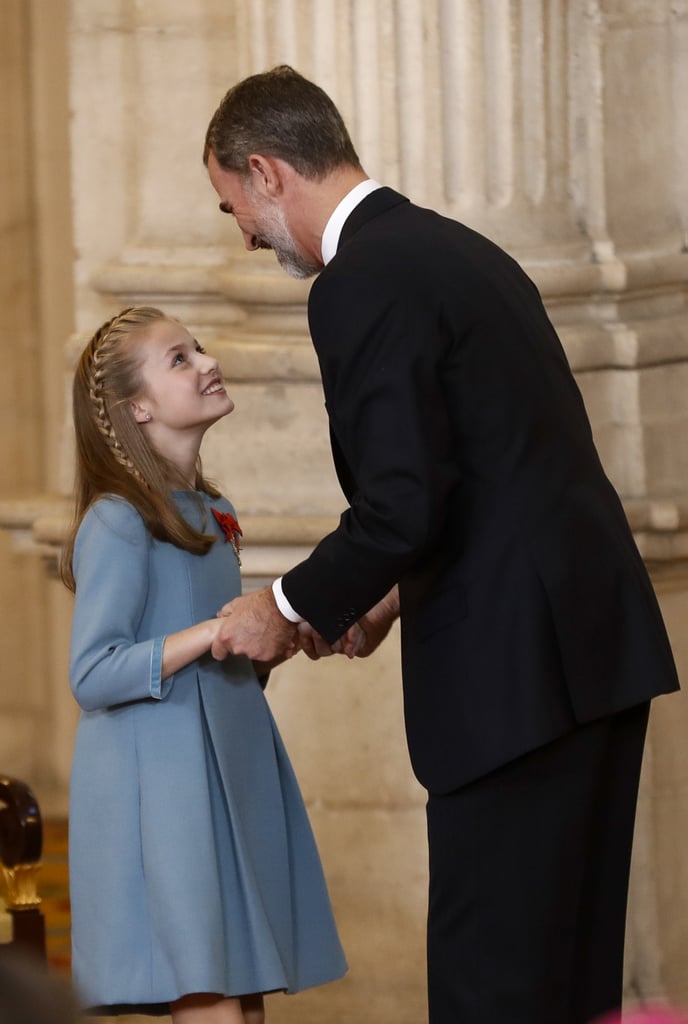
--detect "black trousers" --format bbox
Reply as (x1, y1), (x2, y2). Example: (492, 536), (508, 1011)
(426, 702), (650, 1024)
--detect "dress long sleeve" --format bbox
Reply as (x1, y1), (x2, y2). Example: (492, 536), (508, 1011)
(70, 498), (170, 711)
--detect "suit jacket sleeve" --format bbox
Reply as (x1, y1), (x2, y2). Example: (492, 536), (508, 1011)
(282, 259), (461, 643)
(70, 498), (171, 711)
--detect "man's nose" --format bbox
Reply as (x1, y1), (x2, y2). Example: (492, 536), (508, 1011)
(242, 230), (259, 251)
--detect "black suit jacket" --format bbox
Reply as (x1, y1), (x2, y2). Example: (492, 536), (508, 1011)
(282, 188), (679, 793)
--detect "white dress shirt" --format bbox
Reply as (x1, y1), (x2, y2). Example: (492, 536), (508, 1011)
(319, 178), (382, 265)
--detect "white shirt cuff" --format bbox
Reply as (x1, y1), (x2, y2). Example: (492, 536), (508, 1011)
(272, 577), (304, 623)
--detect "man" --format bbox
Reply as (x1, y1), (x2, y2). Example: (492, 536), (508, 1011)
(203, 65), (679, 1023)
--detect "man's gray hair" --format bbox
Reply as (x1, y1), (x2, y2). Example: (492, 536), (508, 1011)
(204, 65), (361, 180)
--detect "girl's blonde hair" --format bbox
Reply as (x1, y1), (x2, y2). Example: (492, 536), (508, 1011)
(61, 306), (220, 591)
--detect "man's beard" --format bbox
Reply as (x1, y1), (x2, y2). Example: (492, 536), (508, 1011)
(253, 196), (321, 280)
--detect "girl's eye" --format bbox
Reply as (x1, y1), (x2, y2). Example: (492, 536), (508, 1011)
(173, 352), (185, 366)
(196, 344), (206, 355)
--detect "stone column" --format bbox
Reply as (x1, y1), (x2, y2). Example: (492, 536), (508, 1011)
(0, 0), (75, 810)
(0, 0), (45, 792)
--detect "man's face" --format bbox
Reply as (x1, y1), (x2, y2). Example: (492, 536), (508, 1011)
(207, 151), (320, 280)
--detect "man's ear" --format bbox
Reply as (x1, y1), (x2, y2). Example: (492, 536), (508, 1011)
(247, 153), (284, 197)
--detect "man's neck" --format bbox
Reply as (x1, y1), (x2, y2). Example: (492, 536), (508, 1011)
(282, 165), (369, 268)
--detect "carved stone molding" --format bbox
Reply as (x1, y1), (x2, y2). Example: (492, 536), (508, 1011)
(0, 497), (339, 580)
(1, 495), (686, 580)
(89, 247), (688, 311)
(83, 245), (688, 379)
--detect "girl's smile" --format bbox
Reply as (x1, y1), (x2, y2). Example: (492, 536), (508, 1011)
(201, 377), (227, 396)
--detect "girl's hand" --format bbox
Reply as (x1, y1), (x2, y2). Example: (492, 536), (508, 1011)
(161, 617), (225, 679)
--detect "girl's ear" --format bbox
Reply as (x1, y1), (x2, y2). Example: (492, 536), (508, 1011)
(130, 401), (151, 424)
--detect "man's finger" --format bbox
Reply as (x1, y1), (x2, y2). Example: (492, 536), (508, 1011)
(211, 640), (230, 661)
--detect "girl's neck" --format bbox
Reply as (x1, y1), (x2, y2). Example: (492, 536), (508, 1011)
(149, 430), (204, 491)
(166, 464), (198, 493)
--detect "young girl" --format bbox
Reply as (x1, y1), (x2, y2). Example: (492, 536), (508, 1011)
(61, 307), (347, 1023)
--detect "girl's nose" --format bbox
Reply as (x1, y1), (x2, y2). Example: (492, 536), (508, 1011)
(201, 353), (220, 374)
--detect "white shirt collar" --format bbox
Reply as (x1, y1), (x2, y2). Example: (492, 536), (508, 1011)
(320, 179), (383, 265)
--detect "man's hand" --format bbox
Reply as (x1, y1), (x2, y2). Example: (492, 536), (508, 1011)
(341, 585), (400, 658)
(297, 622), (340, 660)
(297, 621), (368, 660)
(211, 587), (298, 662)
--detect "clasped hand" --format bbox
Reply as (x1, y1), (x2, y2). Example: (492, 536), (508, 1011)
(210, 584), (399, 664)
(296, 621), (366, 660)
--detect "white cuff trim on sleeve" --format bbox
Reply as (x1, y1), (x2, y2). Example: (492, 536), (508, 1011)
(272, 577), (305, 623)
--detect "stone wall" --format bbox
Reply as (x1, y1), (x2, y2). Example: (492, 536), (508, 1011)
(0, 2), (687, 1019)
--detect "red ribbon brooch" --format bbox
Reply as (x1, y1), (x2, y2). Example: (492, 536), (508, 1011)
(211, 508), (243, 565)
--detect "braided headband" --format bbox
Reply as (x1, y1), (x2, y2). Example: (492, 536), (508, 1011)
(84, 309), (148, 485)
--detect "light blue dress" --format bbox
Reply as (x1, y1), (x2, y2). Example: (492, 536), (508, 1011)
(68, 491), (347, 1014)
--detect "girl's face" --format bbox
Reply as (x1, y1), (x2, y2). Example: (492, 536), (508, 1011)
(131, 319), (234, 446)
